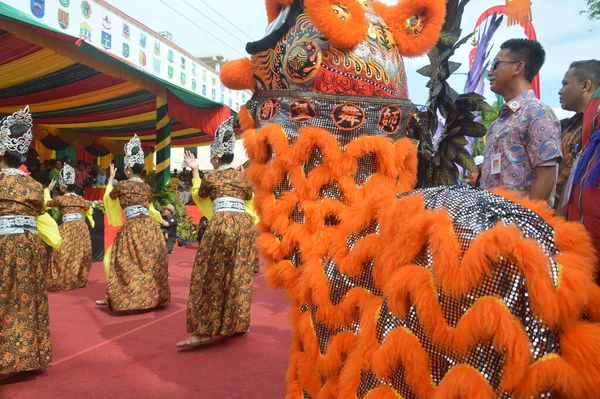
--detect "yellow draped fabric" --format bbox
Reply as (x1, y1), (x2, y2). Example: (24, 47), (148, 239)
(144, 153), (154, 173)
(0, 49), (75, 89)
(191, 177), (213, 220)
(0, 18), (166, 98)
(85, 207), (95, 229)
(35, 140), (55, 162)
(103, 244), (112, 279)
(148, 204), (162, 224)
(103, 184), (123, 227)
(40, 111), (155, 129)
(1, 83), (141, 114)
(103, 127), (199, 143)
(36, 213), (62, 249)
(98, 154), (113, 169)
(246, 195), (260, 225)
(43, 187), (52, 206)
(191, 177), (260, 225)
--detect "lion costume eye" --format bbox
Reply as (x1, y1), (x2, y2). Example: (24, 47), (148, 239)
(304, 0), (369, 49)
(373, 0), (446, 57)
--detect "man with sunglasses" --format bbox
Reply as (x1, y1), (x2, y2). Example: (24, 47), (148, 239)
(481, 39), (562, 205)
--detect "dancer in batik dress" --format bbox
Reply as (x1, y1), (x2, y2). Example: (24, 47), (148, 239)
(45, 163), (93, 292)
(97, 135), (170, 311)
(0, 106), (61, 378)
(177, 118), (259, 348)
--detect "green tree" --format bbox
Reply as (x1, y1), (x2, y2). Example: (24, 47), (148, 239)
(470, 101), (500, 157)
(480, 101), (500, 130)
(582, 0), (600, 20)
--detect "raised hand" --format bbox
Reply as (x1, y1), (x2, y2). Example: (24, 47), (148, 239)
(109, 164), (117, 179)
(184, 151), (199, 170)
(48, 179), (57, 190)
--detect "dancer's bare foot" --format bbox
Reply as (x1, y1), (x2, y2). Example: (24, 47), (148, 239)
(95, 299), (107, 306)
(176, 335), (212, 348)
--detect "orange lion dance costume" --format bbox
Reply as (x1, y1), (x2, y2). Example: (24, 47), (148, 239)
(221, 0), (600, 397)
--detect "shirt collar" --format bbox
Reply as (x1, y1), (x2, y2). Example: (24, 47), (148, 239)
(502, 89), (536, 113)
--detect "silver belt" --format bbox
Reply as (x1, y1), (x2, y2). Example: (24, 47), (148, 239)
(62, 213), (83, 223)
(0, 215), (37, 236)
(124, 205), (149, 220)
(213, 197), (246, 213)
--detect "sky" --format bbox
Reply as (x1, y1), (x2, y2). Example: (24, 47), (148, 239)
(106, 0), (600, 120)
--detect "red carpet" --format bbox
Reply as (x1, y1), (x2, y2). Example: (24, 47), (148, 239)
(1, 245), (291, 398)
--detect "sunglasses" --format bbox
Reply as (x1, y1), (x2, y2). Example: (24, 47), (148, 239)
(490, 59), (522, 71)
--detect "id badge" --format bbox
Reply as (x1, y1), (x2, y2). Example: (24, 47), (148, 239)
(491, 153), (502, 175)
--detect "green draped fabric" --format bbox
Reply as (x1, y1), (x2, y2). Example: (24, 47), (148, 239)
(56, 147), (76, 163)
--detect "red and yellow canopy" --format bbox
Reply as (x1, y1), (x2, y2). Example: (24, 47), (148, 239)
(0, 10), (231, 158)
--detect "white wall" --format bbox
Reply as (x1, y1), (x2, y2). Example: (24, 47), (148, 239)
(165, 138), (249, 172)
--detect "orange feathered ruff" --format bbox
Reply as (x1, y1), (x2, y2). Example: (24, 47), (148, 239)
(505, 0), (533, 26)
(373, 0), (447, 57)
(220, 58), (255, 91)
(304, 0), (368, 49)
(245, 117), (600, 397)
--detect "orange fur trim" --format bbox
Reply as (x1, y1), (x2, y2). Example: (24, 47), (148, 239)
(383, 266), (531, 390)
(305, 0), (368, 49)
(559, 321), (600, 397)
(589, 284), (600, 321)
(433, 365), (496, 399)
(337, 299), (384, 397)
(371, 326), (435, 397)
(493, 188), (555, 223)
(553, 219), (597, 263)
(373, 0), (446, 57)
(512, 355), (581, 399)
(242, 104), (600, 398)
(237, 105), (255, 131)
(363, 386), (404, 398)
(394, 138), (418, 192)
(220, 58), (255, 90)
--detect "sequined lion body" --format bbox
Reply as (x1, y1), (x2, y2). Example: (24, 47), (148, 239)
(221, 0), (600, 397)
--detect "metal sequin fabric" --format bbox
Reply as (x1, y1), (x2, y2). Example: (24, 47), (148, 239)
(246, 89), (563, 397)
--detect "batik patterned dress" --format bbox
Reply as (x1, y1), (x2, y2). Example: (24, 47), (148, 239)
(106, 180), (170, 311)
(46, 194), (92, 292)
(0, 172), (51, 373)
(187, 168), (259, 336)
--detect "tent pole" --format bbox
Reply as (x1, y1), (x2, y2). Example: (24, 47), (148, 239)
(155, 97), (172, 193)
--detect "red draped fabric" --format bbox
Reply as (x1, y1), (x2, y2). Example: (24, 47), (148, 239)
(166, 91), (230, 137)
(0, 74), (126, 106)
(0, 32), (42, 66)
(84, 187), (106, 201)
(34, 99), (155, 124)
(76, 147), (96, 165)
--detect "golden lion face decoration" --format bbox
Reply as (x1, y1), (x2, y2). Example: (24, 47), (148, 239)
(221, 0), (446, 99)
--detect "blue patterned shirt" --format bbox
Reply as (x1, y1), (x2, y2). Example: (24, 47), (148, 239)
(482, 90), (562, 195)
